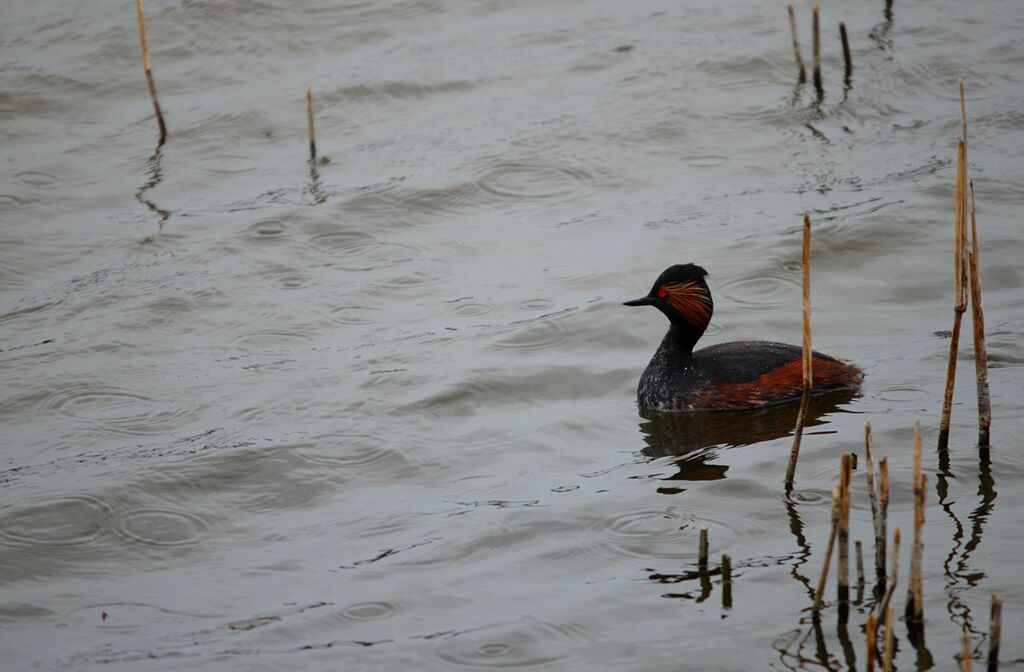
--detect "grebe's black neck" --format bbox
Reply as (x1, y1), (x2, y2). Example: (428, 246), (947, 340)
(661, 322), (704, 359)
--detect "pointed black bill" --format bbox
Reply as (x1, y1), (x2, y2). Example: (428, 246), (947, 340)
(623, 296), (656, 307)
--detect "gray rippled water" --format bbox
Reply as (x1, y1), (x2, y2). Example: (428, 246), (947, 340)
(3, 0), (1024, 669)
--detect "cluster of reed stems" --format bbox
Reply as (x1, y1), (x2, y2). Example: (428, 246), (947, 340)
(786, 4), (854, 93)
(777, 80), (1001, 669)
(939, 80), (991, 449)
(788, 81), (991, 489)
(709, 421), (1005, 669)
(800, 422), (1003, 670)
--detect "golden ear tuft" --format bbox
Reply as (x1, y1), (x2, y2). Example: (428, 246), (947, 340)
(663, 281), (712, 326)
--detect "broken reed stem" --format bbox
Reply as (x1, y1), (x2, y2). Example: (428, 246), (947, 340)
(812, 486), (840, 615)
(721, 554), (733, 609)
(914, 477), (925, 610)
(837, 454), (852, 617)
(906, 422), (925, 622)
(698, 525), (709, 570)
(787, 4), (807, 83)
(839, 22), (852, 80)
(855, 539), (865, 592)
(890, 527), (900, 593)
(135, 0), (167, 144)
(885, 0), (894, 22)
(963, 632), (974, 672)
(883, 605), (895, 672)
(960, 79), (968, 151)
(988, 594), (1002, 672)
(968, 181), (991, 446)
(306, 86), (317, 162)
(864, 421), (887, 588)
(879, 456), (890, 592)
(811, 6), (823, 93)
(785, 212), (813, 489)
(939, 136), (969, 448)
(877, 527), (900, 619)
(866, 612), (877, 672)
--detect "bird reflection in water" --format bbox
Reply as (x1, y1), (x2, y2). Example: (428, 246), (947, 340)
(638, 390), (859, 492)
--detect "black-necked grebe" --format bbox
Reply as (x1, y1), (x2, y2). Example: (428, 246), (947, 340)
(624, 264), (862, 412)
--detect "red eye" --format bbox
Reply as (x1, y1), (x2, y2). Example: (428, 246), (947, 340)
(657, 287), (667, 299)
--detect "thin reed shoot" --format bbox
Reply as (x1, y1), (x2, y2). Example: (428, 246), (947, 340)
(306, 86), (317, 162)
(787, 5), (807, 82)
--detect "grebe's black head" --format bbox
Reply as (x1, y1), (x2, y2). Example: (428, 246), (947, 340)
(624, 264), (714, 336)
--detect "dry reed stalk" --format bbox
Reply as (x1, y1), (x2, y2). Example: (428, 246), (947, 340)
(883, 604), (895, 672)
(940, 81), (971, 449)
(812, 486), (840, 615)
(864, 422), (887, 587)
(785, 212), (813, 488)
(885, 0), (894, 21)
(721, 554), (733, 609)
(866, 612), (877, 672)
(839, 22), (852, 79)
(963, 632), (973, 672)
(787, 4), (807, 82)
(837, 454), (852, 616)
(306, 86), (317, 161)
(698, 525), (709, 570)
(988, 594), (1002, 672)
(906, 422), (926, 621)
(968, 181), (991, 445)
(135, 0), (167, 144)
(812, 6), (823, 92)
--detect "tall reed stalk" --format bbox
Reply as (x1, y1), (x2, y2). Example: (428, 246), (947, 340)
(785, 212), (813, 489)
(939, 81), (971, 449)
(135, 0), (167, 144)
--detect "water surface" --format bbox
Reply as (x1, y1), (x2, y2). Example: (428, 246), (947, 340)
(2, 0), (1024, 669)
